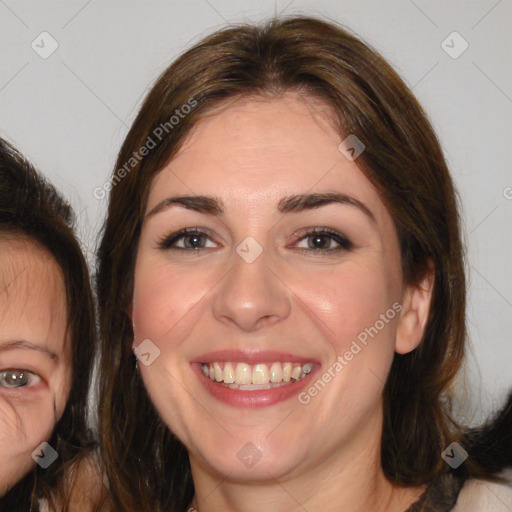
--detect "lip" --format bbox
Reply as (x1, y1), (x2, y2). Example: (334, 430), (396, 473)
(190, 350), (319, 365)
(191, 357), (319, 409)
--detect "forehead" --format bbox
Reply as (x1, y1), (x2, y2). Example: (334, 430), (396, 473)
(148, 92), (390, 225)
(0, 236), (68, 353)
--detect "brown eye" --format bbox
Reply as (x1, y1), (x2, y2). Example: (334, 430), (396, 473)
(158, 228), (218, 251)
(294, 228), (353, 254)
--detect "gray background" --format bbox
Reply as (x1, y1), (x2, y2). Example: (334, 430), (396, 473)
(0, 0), (511, 425)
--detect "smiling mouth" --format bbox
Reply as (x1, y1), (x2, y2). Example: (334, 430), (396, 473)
(200, 361), (313, 390)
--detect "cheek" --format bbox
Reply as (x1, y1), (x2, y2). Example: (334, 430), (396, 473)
(289, 266), (399, 435)
(295, 259), (399, 416)
(0, 393), (57, 491)
(133, 261), (215, 342)
(297, 260), (396, 349)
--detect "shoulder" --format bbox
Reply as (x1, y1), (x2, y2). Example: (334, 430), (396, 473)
(452, 469), (512, 512)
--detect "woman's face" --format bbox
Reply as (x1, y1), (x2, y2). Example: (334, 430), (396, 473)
(133, 92), (430, 482)
(0, 237), (71, 495)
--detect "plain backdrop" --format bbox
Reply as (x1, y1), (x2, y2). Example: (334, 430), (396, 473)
(0, 0), (511, 425)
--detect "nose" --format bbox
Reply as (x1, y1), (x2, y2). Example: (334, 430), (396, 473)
(212, 246), (292, 332)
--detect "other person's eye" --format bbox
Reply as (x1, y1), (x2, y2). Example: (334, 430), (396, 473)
(0, 370), (41, 389)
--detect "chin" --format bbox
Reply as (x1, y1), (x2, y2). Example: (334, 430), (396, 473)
(189, 434), (307, 483)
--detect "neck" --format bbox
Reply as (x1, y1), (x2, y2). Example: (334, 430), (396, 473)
(188, 405), (425, 512)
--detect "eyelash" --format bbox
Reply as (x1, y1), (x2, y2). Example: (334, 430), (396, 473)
(157, 227), (353, 255)
(0, 369), (41, 390)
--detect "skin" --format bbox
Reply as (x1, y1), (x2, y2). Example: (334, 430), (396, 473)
(133, 92), (434, 512)
(0, 236), (71, 496)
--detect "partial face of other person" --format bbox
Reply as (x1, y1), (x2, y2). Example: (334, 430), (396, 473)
(0, 236), (71, 495)
(132, 92), (432, 481)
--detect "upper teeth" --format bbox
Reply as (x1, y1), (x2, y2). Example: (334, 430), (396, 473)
(201, 362), (313, 386)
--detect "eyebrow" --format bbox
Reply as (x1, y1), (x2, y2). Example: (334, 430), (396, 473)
(0, 340), (59, 362)
(146, 192), (376, 224)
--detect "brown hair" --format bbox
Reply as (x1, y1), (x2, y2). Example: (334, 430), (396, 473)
(97, 15), (490, 511)
(0, 138), (100, 511)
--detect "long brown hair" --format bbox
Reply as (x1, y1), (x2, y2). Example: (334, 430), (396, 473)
(97, 15), (491, 511)
(0, 138), (99, 511)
